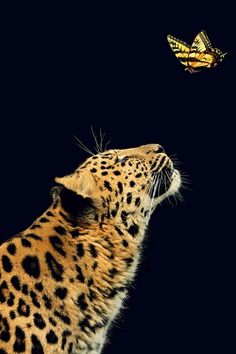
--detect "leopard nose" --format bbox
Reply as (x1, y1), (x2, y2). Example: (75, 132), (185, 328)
(142, 144), (165, 153)
(157, 145), (165, 153)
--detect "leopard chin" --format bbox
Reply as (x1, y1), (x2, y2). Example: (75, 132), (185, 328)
(155, 169), (181, 205)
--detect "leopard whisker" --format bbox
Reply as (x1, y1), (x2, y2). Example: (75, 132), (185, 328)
(104, 139), (112, 152)
(164, 170), (175, 208)
(99, 128), (106, 153)
(74, 135), (95, 156)
(91, 125), (103, 154)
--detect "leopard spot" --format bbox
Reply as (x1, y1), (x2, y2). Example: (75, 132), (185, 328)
(22, 256), (40, 278)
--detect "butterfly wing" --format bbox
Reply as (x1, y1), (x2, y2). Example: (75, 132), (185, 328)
(167, 34), (190, 68)
(187, 52), (215, 70)
(188, 31), (215, 71)
(191, 30), (212, 52)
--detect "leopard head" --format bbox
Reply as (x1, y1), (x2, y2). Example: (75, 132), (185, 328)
(55, 144), (181, 234)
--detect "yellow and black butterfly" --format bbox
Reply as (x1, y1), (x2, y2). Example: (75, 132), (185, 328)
(167, 30), (227, 73)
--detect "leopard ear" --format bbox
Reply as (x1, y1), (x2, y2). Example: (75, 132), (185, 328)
(55, 169), (97, 199)
(50, 185), (63, 202)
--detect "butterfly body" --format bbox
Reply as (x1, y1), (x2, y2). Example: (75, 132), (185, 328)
(167, 30), (226, 73)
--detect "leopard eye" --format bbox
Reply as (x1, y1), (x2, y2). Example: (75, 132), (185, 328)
(116, 156), (129, 164)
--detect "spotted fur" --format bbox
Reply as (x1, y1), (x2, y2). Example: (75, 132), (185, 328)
(0, 144), (181, 353)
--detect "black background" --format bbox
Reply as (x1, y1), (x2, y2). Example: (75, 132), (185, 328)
(1, 3), (234, 353)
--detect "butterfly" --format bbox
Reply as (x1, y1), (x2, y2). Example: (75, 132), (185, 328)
(167, 30), (227, 73)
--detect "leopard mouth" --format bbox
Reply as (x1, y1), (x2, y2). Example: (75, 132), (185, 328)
(150, 168), (181, 200)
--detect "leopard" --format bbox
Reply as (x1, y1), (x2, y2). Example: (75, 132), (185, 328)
(0, 143), (181, 354)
